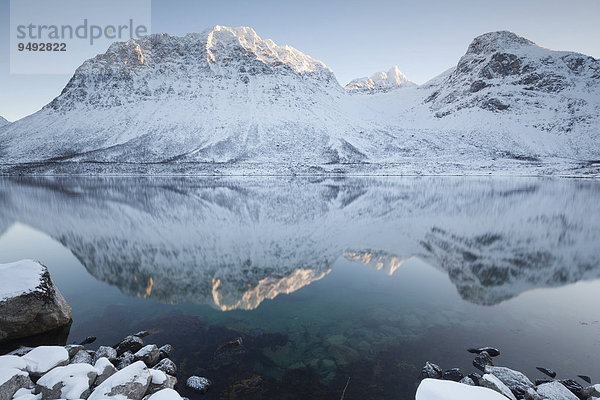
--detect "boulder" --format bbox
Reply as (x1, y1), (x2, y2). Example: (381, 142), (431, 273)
(473, 351), (494, 372)
(146, 370), (177, 395)
(95, 346), (118, 363)
(65, 345), (84, 359)
(467, 347), (500, 357)
(88, 361), (151, 400)
(154, 359), (177, 376)
(22, 346), (69, 377)
(480, 373), (517, 400)
(537, 381), (579, 400)
(186, 376), (211, 393)
(0, 355), (27, 371)
(7, 347), (33, 357)
(94, 357), (117, 387)
(144, 388), (183, 400)
(158, 345), (173, 360)
(536, 367), (557, 378)
(11, 388), (39, 400)
(0, 368), (33, 400)
(134, 345), (160, 367)
(460, 376), (475, 386)
(416, 378), (513, 400)
(485, 365), (534, 393)
(419, 362), (443, 380)
(115, 336), (144, 356)
(70, 349), (93, 365)
(36, 363), (97, 399)
(442, 368), (464, 382)
(0, 261), (72, 341)
(117, 352), (135, 370)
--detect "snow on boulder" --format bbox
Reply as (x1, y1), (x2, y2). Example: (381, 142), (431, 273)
(36, 363), (98, 399)
(144, 388), (183, 400)
(22, 346), (69, 377)
(94, 357), (117, 386)
(88, 360), (151, 400)
(536, 381), (580, 400)
(479, 373), (517, 400)
(11, 388), (41, 400)
(0, 368), (33, 400)
(0, 260), (72, 341)
(0, 355), (27, 371)
(416, 378), (511, 400)
(484, 365), (534, 393)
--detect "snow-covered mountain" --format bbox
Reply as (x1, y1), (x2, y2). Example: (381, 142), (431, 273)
(1, 177), (598, 308)
(0, 27), (599, 175)
(345, 66), (416, 93)
(0, 116), (9, 128)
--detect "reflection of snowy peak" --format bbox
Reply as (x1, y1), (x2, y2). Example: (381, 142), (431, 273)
(0, 178), (599, 308)
(345, 66), (416, 93)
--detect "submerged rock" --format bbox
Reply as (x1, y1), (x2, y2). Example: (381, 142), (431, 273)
(0, 261), (72, 341)
(537, 381), (579, 400)
(36, 363), (97, 399)
(419, 362), (443, 380)
(578, 375), (591, 384)
(186, 376), (211, 393)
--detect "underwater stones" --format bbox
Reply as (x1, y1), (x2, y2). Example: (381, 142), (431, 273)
(468, 347), (500, 357)
(213, 337), (246, 368)
(578, 375), (592, 384)
(327, 344), (360, 366)
(536, 367), (557, 378)
(419, 362), (443, 380)
(473, 351), (494, 372)
(325, 334), (347, 346)
(186, 376), (211, 393)
(116, 335), (145, 356)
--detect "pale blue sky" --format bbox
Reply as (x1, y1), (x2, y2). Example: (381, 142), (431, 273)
(1, 0), (599, 121)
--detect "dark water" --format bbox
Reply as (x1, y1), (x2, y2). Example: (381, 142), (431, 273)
(0, 177), (599, 399)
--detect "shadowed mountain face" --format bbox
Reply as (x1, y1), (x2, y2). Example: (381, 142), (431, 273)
(0, 177), (598, 308)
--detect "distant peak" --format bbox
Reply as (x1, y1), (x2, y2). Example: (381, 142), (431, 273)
(345, 66), (415, 93)
(467, 31), (535, 55)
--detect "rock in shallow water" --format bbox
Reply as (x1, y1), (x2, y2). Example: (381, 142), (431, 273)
(154, 359), (177, 376)
(419, 362), (443, 380)
(536, 367), (557, 378)
(0, 260), (72, 341)
(416, 378), (511, 400)
(186, 376), (211, 393)
(467, 347), (500, 357)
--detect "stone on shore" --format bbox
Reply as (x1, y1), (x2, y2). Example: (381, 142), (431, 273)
(419, 362), (443, 380)
(0, 260), (72, 341)
(88, 361), (151, 400)
(144, 388), (183, 400)
(94, 357), (117, 386)
(467, 347), (500, 357)
(35, 363), (97, 399)
(416, 378), (511, 400)
(22, 346), (69, 377)
(134, 345), (160, 367)
(473, 351), (494, 372)
(70, 349), (94, 365)
(116, 336), (145, 356)
(146, 369), (177, 395)
(480, 373), (517, 400)
(65, 345), (84, 359)
(95, 346), (118, 363)
(154, 359), (177, 376)
(484, 365), (534, 393)
(536, 381), (579, 400)
(158, 345), (173, 360)
(0, 368), (33, 400)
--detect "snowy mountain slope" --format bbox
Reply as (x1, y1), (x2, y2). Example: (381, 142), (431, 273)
(345, 66), (416, 93)
(0, 28), (599, 174)
(0, 177), (598, 307)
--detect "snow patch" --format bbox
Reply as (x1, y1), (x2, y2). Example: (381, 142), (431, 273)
(416, 378), (511, 400)
(0, 260), (46, 301)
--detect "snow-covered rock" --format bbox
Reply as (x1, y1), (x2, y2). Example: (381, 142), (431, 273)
(22, 346), (69, 377)
(95, 346), (118, 363)
(70, 349), (93, 365)
(35, 363), (98, 399)
(11, 388), (41, 400)
(94, 357), (117, 387)
(0, 368), (33, 400)
(145, 369), (176, 395)
(0, 116), (9, 128)
(345, 66), (416, 93)
(0, 260), (72, 341)
(479, 373), (517, 400)
(536, 381), (579, 400)
(415, 378), (511, 400)
(88, 361), (151, 400)
(153, 359), (176, 377)
(484, 365), (534, 393)
(144, 388), (183, 400)
(134, 345), (160, 367)
(0, 355), (27, 371)
(186, 376), (211, 393)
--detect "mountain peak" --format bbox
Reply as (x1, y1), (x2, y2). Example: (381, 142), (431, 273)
(345, 65), (415, 93)
(0, 116), (10, 127)
(467, 31), (535, 55)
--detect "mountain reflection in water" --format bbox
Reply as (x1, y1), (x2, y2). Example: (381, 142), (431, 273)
(0, 176), (598, 309)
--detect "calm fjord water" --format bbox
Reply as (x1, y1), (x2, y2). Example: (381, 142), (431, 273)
(0, 177), (599, 399)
